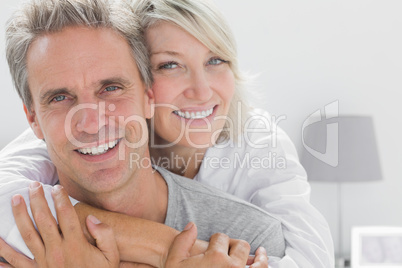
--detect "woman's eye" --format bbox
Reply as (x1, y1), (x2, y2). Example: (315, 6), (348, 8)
(105, 86), (119, 92)
(52, 95), (66, 102)
(208, 57), (227, 65)
(159, 61), (179, 70)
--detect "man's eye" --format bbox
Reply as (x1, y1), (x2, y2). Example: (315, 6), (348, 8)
(208, 57), (227, 65)
(105, 86), (119, 92)
(159, 61), (179, 70)
(52, 95), (66, 102)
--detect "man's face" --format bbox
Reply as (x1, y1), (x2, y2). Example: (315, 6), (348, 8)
(25, 26), (154, 200)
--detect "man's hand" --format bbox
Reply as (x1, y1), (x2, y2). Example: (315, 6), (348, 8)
(165, 222), (251, 268)
(0, 182), (119, 268)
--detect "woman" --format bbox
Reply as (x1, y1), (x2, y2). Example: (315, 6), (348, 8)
(0, 0), (333, 267)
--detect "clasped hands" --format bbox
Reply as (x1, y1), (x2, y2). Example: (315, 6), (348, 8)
(0, 182), (268, 267)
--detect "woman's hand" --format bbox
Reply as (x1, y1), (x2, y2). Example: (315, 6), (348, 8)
(165, 222), (251, 268)
(247, 247), (269, 268)
(0, 238), (37, 268)
(0, 182), (119, 268)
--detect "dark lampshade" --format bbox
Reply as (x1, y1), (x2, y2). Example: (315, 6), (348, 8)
(301, 116), (382, 182)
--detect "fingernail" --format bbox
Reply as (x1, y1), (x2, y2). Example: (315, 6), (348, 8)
(29, 181), (41, 190)
(183, 222), (194, 231)
(52, 185), (63, 194)
(0, 259), (8, 267)
(88, 215), (101, 225)
(12, 195), (21, 206)
(259, 246), (267, 253)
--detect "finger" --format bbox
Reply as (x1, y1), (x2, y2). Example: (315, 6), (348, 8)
(28, 182), (61, 248)
(250, 247), (268, 268)
(11, 195), (45, 262)
(51, 185), (85, 241)
(166, 222), (198, 263)
(119, 262), (138, 268)
(207, 233), (230, 254)
(86, 215), (119, 265)
(0, 261), (13, 268)
(228, 239), (250, 267)
(0, 238), (36, 268)
(119, 262), (154, 268)
(247, 255), (255, 265)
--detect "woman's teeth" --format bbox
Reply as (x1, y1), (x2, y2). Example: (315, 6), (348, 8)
(174, 108), (214, 119)
(77, 139), (119, 156)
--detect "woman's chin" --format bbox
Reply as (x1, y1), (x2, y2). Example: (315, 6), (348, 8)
(177, 135), (216, 149)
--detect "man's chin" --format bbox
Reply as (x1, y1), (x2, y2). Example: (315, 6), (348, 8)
(75, 167), (130, 195)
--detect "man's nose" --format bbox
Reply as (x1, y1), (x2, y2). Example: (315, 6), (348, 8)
(75, 102), (106, 134)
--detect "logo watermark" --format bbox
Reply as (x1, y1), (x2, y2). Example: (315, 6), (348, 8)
(129, 151), (287, 172)
(301, 100), (339, 167)
(64, 101), (286, 151)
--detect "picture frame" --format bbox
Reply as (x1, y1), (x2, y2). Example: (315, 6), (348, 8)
(351, 226), (402, 268)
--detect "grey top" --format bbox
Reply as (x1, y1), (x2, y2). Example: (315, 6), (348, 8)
(157, 167), (285, 257)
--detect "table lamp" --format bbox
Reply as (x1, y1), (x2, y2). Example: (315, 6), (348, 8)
(300, 116), (382, 266)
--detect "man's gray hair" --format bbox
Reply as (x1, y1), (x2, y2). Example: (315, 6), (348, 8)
(6, 0), (152, 111)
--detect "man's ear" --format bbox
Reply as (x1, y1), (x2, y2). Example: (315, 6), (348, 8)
(23, 103), (44, 140)
(145, 88), (155, 119)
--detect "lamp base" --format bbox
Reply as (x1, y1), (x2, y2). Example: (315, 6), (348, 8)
(336, 257), (350, 268)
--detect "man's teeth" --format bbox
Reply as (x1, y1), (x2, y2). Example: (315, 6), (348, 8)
(77, 140), (119, 156)
(174, 108), (214, 119)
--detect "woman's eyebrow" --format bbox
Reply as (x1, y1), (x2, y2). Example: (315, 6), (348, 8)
(150, 50), (180, 56)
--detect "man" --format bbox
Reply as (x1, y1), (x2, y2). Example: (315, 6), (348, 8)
(0, 0), (284, 266)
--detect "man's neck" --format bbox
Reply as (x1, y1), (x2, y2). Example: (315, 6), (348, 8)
(59, 157), (168, 224)
(93, 167), (168, 223)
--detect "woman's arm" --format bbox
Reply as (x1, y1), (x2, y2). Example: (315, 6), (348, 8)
(1, 184), (254, 268)
(0, 129), (63, 259)
(74, 202), (208, 267)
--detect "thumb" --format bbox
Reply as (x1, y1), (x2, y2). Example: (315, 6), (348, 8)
(167, 222), (198, 263)
(86, 215), (119, 265)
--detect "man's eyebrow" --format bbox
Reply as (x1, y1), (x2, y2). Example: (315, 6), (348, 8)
(98, 77), (132, 86)
(39, 88), (71, 104)
(39, 77), (133, 104)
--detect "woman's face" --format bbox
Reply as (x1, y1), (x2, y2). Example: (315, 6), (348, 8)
(146, 22), (235, 149)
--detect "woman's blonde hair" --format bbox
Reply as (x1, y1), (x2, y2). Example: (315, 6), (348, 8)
(132, 0), (251, 143)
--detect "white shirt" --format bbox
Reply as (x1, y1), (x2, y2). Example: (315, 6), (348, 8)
(0, 109), (334, 267)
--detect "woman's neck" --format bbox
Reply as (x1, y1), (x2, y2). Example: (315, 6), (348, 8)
(149, 135), (208, 179)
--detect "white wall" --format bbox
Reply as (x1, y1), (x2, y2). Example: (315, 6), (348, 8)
(0, 1), (29, 149)
(213, 0), (402, 258)
(1, 0), (401, 258)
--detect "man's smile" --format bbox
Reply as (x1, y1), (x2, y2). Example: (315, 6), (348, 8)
(76, 138), (121, 156)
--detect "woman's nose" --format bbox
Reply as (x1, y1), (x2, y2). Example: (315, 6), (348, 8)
(183, 70), (213, 102)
